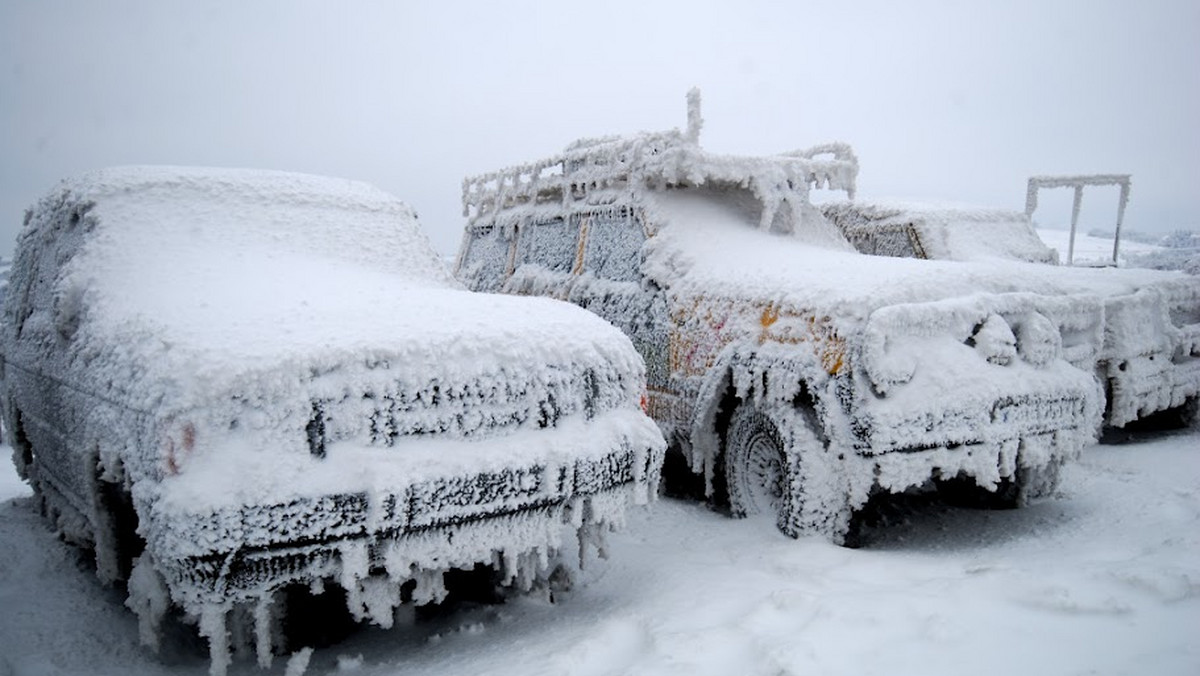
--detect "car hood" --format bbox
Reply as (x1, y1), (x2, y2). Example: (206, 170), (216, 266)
(53, 244), (639, 413)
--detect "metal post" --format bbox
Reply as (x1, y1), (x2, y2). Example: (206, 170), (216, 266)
(1112, 180), (1130, 265)
(1068, 184), (1083, 266)
(686, 88), (703, 144)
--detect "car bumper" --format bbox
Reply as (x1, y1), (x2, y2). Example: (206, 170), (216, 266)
(1105, 351), (1200, 427)
(854, 367), (1103, 456)
(144, 411), (664, 609)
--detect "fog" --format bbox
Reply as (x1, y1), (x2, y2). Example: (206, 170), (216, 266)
(2, 0), (1197, 257)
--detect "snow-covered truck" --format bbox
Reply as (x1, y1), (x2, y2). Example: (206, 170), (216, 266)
(822, 200), (1200, 428)
(455, 92), (1106, 544)
(0, 167), (665, 673)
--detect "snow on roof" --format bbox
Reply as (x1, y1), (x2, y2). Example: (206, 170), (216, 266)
(642, 188), (1194, 323)
(831, 199), (1028, 227)
(462, 125), (858, 237)
(51, 164), (450, 280)
(458, 94), (1195, 331)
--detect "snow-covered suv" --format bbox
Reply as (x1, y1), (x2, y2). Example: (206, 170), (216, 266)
(822, 200), (1200, 428)
(0, 167), (664, 673)
(456, 93), (1106, 544)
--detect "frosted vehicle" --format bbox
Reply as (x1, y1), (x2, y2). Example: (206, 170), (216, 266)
(822, 197), (1200, 428)
(456, 92), (1108, 544)
(0, 167), (665, 674)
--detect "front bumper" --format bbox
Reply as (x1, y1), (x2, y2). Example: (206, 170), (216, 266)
(858, 390), (1097, 457)
(144, 411), (664, 610)
(1105, 351), (1200, 427)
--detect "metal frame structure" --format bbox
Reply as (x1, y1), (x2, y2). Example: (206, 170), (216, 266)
(1025, 174), (1131, 266)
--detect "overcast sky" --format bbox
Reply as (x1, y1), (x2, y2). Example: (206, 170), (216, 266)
(2, 0), (1197, 258)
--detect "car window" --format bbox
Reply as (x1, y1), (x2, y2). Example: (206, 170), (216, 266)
(459, 225), (512, 291)
(582, 211), (643, 283)
(516, 218), (579, 273)
(849, 227), (920, 259)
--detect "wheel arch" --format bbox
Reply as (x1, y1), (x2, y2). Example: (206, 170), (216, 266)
(687, 344), (832, 502)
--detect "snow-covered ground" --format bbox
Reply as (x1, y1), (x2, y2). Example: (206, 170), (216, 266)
(1034, 227), (1166, 267)
(2, 425), (1198, 676)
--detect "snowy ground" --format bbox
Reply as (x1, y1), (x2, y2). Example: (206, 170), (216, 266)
(2, 426), (1198, 676)
(1034, 227), (1165, 267)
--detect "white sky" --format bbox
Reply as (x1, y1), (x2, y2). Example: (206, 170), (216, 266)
(2, 0), (1198, 258)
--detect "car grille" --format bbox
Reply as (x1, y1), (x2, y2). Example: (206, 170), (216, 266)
(303, 363), (629, 455)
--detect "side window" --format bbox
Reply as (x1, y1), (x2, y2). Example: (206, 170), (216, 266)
(515, 218), (579, 273)
(847, 227), (919, 259)
(459, 225), (512, 292)
(582, 210), (643, 282)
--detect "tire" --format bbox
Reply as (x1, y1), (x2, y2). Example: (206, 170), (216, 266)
(724, 404), (794, 532)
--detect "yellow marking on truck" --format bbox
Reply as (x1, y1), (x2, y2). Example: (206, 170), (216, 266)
(572, 216), (590, 275)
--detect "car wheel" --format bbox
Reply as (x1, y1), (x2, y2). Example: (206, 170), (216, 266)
(725, 404), (793, 531)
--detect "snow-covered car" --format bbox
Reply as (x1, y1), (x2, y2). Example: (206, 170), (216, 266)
(822, 201), (1200, 428)
(455, 92), (1109, 545)
(0, 167), (665, 673)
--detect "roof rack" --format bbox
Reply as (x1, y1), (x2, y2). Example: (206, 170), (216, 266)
(462, 90), (858, 227)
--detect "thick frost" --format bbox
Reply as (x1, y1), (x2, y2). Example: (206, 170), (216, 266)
(456, 92), (1108, 545)
(823, 199), (1059, 263)
(4, 429), (1200, 676)
(821, 199), (1200, 427)
(1, 166), (666, 674)
(1025, 174), (1131, 266)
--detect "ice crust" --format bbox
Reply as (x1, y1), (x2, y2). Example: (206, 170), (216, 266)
(457, 99), (1113, 549)
(0, 166), (666, 674)
(821, 199), (1200, 427)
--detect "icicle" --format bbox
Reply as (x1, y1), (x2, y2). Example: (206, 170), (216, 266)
(125, 554), (170, 653)
(381, 541), (407, 580)
(997, 438), (1019, 480)
(575, 497), (613, 568)
(199, 604), (232, 676)
(500, 548), (520, 586)
(254, 595), (275, 669)
(339, 541), (371, 621)
(360, 576), (403, 628)
(516, 552), (534, 591)
(284, 647), (314, 676)
(412, 568), (448, 606)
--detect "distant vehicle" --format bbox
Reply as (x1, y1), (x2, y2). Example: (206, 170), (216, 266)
(0, 167), (665, 674)
(822, 199), (1200, 428)
(455, 91), (1107, 545)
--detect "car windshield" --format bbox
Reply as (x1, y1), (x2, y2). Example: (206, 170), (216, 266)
(646, 184), (853, 250)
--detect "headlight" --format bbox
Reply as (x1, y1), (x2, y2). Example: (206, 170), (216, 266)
(971, 314), (1017, 366)
(862, 331), (916, 394)
(867, 349), (916, 393)
(1014, 312), (1062, 367)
